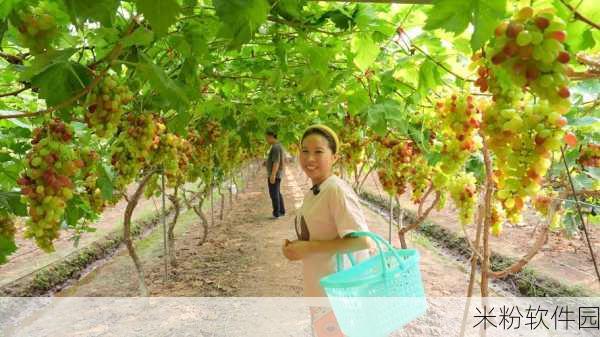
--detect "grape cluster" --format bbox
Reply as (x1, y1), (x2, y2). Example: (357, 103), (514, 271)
(432, 94), (483, 175)
(186, 128), (213, 182)
(485, 7), (571, 104)
(85, 76), (133, 138)
(447, 173), (478, 226)
(533, 191), (563, 230)
(339, 114), (369, 170)
(17, 120), (83, 252)
(78, 148), (106, 212)
(376, 137), (431, 203)
(578, 143), (599, 167)
(110, 114), (163, 192)
(145, 132), (193, 197)
(13, 6), (58, 54)
(483, 102), (565, 224)
(0, 213), (16, 241)
(490, 202), (505, 237)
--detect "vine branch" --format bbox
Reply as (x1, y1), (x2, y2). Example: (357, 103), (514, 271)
(559, 0), (600, 30)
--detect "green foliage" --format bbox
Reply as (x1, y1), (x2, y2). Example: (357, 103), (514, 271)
(135, 0), (181, 36)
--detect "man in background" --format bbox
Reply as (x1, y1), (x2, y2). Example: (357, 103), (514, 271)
(265, 130), (285, 218)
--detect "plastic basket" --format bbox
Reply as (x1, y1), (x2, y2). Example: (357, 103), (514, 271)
(319, 231), (427, 337)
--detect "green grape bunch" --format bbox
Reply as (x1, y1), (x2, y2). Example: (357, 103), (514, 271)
(85, 75), (134, 138)
(10, 4), (60, 54)
(17, 119), (84, 252)
(484, 6), (572, 105)
(110, 113), (164, 193)
(483, 102), (565, 224)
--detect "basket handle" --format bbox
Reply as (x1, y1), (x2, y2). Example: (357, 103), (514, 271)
(346, 231), (407, 275)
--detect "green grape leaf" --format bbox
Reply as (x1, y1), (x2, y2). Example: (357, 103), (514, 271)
(65, 198), (82, 228)
(0, 0), (19, 19)
(167, 110), (191, 135)
(63, 0), (119, 26)
(273, 0), (306, 20)
(214, 0), (270, 49)
(417, 59), (441, 98)
(0, 191), (27, 216)
(0, 235), (17, 265)
(470, 0), (507, 50)
(97, 163), (114, 200)
(121, 27), (154, 47)
(424, 0), (507, 51)
(135, 0), (181, 36)
(424, 0), (472, 34)
(31, 61), (92, 108)
(137, 54), (189, 108)
(351, 33), (380, 71)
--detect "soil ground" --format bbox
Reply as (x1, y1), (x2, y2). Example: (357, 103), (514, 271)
(55, 164), (479, 298)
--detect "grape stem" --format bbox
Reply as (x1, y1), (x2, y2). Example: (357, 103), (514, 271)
(480, 130), (494, 297)
(559, 145), (600, 285)
(0, 85), (30, 98)
(558, 0), (600, 30)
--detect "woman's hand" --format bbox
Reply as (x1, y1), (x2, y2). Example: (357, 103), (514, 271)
(282, 239), (312, 261)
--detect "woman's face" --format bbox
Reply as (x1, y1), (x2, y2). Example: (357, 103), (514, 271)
(300, 134), (337, 184)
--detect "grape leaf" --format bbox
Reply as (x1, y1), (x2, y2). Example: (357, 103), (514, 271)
(167, 110), (191, 135)
(471, 0), (507, 50)
(97, 163), (114, 200)
(273, 0), (306, 20)
(0, 191), (27, 216)
(351, 33), (380, 71)
(122, 27), (154, 47)
(424, 0), (507, 51)
(137, 54), (189, 108)
(0, 0), (19, 19)
(31, 61), (92, 107)
(424, 0), (471, 34)
(214, 0), (270, 49)
(135, 0), (181, 36)
(0, 235), (16, 265)
(417, 59), (441, 98)
(63, 0), (119, 26)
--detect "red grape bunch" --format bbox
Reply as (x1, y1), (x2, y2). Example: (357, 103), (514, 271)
(17, 119), (83, 252)
(484, 7), (571, 105)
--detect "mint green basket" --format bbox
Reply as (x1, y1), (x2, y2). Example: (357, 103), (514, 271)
(319, 231), (427, 337)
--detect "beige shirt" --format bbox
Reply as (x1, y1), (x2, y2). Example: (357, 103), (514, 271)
(297, 175), (370, 297)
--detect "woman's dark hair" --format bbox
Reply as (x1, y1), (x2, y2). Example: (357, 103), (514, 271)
(265, 130), (277, 138)
(301, 128), (337, 154)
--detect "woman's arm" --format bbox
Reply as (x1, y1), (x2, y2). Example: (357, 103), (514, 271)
(282, 236), (370, 261)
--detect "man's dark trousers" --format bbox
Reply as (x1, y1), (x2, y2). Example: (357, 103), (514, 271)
(268, 178), (285, 217)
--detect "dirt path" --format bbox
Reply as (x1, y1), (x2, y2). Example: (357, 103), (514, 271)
(57, 163), (478, 298)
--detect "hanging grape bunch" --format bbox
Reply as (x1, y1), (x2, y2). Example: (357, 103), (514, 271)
(376, 136), (431, 203)
(17, 120), (83, 252)
(483, 102), (565, 224)
(85, 75), (134, 138)
(533, 190), (563, 230)
(12, 5), (58, 54)
(78, 148), (106, 212)
(338, 114), (368, 170)
(0, 213), (16, 242)
(578, 143), (599, 167)
(145, 132), (193, 197)
(432, 94), (483, 176)
(447, 173), (478, 226)
(484, 7), (571, 104)
(490, 202), (505, 236)
(110, 113), (163, 192)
